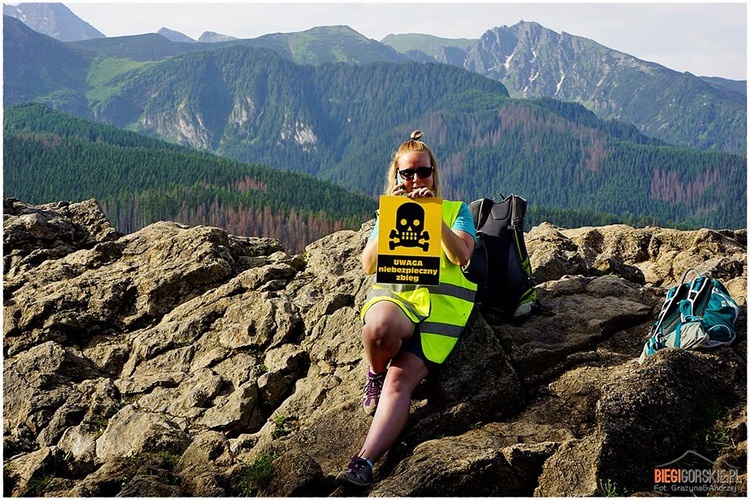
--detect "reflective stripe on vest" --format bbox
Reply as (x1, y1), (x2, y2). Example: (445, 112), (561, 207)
(360, 200), (477, 364)
(419, 208), (477, 362)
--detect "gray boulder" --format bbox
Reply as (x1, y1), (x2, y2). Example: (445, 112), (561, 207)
(3, 199), (746, 497)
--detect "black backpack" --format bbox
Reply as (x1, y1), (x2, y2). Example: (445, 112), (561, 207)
(462, 195), (537, 318)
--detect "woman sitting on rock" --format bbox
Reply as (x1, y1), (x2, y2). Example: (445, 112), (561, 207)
(336, 130), (478, 488)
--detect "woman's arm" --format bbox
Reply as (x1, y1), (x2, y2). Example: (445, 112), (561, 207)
(441, 223), (474, 268)
(361, 237), (378, 275)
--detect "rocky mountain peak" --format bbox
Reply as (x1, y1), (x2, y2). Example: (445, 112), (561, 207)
(2, 2), (103, 41)
(198, 31), (238, 43)
(157, 27), (195, 44)
(3, 197), (746, 496)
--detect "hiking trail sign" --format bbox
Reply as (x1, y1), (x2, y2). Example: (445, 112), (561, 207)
(376, 195), (442, 286)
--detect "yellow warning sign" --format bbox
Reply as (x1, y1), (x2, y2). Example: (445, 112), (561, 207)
(376, 195), (442, 286)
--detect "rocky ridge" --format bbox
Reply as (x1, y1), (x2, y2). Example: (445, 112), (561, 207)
(461, 21), (747, 155)
(3, 197), (747, 496)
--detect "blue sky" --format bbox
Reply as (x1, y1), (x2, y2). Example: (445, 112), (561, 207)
(63, 1), (747, 80)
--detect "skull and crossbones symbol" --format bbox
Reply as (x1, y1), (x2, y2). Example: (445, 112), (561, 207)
(389, 202), (430, 251)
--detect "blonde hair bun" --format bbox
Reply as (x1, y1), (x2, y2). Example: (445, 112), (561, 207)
(410, 130), (423, 141)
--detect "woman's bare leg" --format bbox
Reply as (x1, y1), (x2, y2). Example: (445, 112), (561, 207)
(358, 350), (429, 463)
(362, 301), (414, 373)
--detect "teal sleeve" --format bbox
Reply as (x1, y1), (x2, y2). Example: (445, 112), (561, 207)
(368, 217), (379, 241)
(453, 202), (477, 243)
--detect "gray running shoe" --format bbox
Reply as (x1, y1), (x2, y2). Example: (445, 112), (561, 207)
(362, 369), (385, 415)
(336, 456), (373, 488)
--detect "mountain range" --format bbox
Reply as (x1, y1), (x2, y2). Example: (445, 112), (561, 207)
(390, 24), (746, 154)
(5, 2), (746, 155)
(2, 4), (747, 233)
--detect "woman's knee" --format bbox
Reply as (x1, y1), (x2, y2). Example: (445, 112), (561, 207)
(362, 305), (412, 346)
(362, 318), (402, 347)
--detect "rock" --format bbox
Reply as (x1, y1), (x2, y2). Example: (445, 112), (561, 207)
(178, 467), (227, 496)
(3, 341), (105, 437)
(537, 348), (746, 495)
(594, 348), (745, 492)
(179, 431), (233, 468)
(258, 344), (310, 408)
(372, 433), (525, 496)
(490, 274), (658, 384)
(4, 445), (65, 497)
(63, 452), (183, 497)
(502, 441), (561, 491)
(526, 222), (588, 282)
(95, 404), (190, 461)
(3, 199), (746, 497)
(528, 224), (747, 292)
(198, 382), (259, 432)
(591, 255), (645, 284)
(173, 431), (233, 495)
(57, 424), (99, 474)
(535, 435), (602, 496)
(118, 474), (182, 497)
(256, 449), (325, 496)
(409, 311), (523, 441)
(62, 459), (134, 496)
(3, 198), (119, 290)
(560, 225), (747, 289)
(376, 419), (571, 496)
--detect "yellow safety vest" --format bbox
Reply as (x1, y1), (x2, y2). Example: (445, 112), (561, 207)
(361, 200), (477, 364)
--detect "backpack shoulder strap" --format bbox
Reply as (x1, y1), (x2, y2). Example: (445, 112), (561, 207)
(650, 282), (688, 336)
(508, 194), (527, 231)
(469, 198), (496, 230)
(683, 275), (711, 317)
(680, 268), (702, 284)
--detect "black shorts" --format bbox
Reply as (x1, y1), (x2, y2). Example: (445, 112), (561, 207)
(400, 324), (438, 369)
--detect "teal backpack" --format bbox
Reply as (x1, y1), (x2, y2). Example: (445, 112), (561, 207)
(638, 269), (739, 364)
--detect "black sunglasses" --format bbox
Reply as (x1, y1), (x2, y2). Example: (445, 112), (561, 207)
(397, 166), (434, 180)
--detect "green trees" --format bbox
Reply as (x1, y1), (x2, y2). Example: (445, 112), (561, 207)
(6, 50), (746, 245)
(4, 103), (377, 253)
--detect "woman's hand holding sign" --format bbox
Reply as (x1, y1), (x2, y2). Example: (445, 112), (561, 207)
(406, 186), (433, 199)
(391, 184), (433, 199)
(391, 183), (408, 196)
